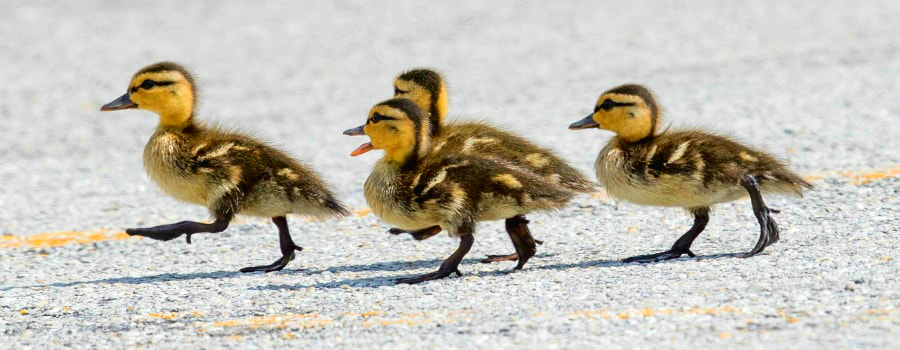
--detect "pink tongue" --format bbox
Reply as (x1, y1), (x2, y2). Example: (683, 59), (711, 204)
(351, 142), (374, 156)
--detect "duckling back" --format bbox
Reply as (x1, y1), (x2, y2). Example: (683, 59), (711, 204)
(436, 122), (595, 193)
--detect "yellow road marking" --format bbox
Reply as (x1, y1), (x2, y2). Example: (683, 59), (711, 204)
(0, 230), (132, 249)
(805, 165), (900, 184)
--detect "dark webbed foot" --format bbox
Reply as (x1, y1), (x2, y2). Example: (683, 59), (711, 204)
(126, 218), (230, 244)
(741, 206), (781, 258)
(741, 175), (782, 258)
(388, 225), (442, 241)
(623, 248), (696, 263)
(126, 227), (185, 242)
(395, 266), (462, 284)
(395, 233), (474, 284)
(240, 216), (303, 273)
(240, 250), (298, 273)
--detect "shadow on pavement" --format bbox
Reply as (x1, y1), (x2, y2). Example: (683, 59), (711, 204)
(1, 252), (744, 292)
(0, 270), (239, 291)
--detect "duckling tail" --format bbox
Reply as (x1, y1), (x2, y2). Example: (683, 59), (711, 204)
(769, 170), (814, 197)
(324, 197), (351, 217)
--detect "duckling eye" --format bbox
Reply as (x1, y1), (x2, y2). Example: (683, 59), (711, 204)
(600, 99), (615, 111)
(140, 79), (156, 90)
(394, 87), (407, 95)
(370, 113), (396, 124)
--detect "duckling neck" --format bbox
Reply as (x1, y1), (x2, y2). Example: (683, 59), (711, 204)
(383, 149), (419, 171)
(619, 131), (655, 144)
(157, 104), (194, 129)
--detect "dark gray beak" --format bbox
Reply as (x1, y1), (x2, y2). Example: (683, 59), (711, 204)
(569, 114), (599, 130)
(343, 125), (365, 136)
(100, 93), (137, 111)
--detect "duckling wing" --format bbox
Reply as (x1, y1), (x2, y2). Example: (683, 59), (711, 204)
(189, 134), (347, 219)
(410, 156), (576, 234)
(671, 131), (813, 196)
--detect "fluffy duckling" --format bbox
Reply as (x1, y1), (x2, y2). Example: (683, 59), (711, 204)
(389, 69), (595, 264)
(569, 84), (812, 262)
(344, 98), (576, 283)
(101, 62), (348, 272)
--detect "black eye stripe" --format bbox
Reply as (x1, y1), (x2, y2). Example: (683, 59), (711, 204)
(597, 98), (636, 111)
(137, 79), (175, 90)
(369, 113), (397, 123)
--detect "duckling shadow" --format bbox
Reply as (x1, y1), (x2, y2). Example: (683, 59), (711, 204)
(298, 258), (451, 275)
(295, 253), (559, 275)
(532, 258), (624, 271)
(256, 257), (497, 290)
(694, 252), (748, 260)
(0, 270), (238, 291)
(480, 251), (747, 273)
(251, 252), (746, 291)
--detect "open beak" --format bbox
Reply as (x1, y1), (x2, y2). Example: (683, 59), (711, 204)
(569, 114), (599, 130)
(351, 142), (373, 156)
(344, 125), (372, 156)
(343, 125), (365, 136)
(100, 93), (137, 111)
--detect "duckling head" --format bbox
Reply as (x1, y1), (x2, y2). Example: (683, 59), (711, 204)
(343, 98), (432, 166)
(101, 62), (197, 127)
(394, 68), (448, 136)
(569, 84), (659, 143)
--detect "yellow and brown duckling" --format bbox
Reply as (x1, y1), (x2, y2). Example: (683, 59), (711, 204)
(569, 84), (812, 262)
(388, 69), (595, 264)
(100, 62), (348, 272)
(344, 98), (578, 283)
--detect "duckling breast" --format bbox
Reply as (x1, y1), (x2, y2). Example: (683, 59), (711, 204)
(364, 161), (438, 230)
(143, 130), (208, 205)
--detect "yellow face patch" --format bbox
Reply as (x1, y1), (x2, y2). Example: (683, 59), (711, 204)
(364, 105), (419, 164)
(128, 70), (194, 126)
(593, 93), (654, 143)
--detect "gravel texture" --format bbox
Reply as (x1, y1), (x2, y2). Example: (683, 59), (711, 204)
(1, 1), (899, 349)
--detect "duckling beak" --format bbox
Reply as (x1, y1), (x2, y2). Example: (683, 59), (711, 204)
(569, 114), (599, 130)
(100, 93), (137, 111)
(343, 125), (366, 136)
(351, 142), (373, 156)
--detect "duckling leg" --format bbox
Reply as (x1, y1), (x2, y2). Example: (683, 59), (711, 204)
(126, 217), (230, 244)
(239, 216), (303, 273)
(623, 207), (710, 263)
(387, 225), (442, 240)
(395, 230), (474, 284)
(740, 174), (781, 258)
(480, 215), (541, 270)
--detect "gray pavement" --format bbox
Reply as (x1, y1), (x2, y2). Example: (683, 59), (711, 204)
(1, 1), (898, 348)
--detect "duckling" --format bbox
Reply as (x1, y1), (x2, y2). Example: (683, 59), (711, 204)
(344, 98), (577, 283)
(389, 69), (595, 264)
(100, 62), (348, 272)
(569, 84), (812, 262)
